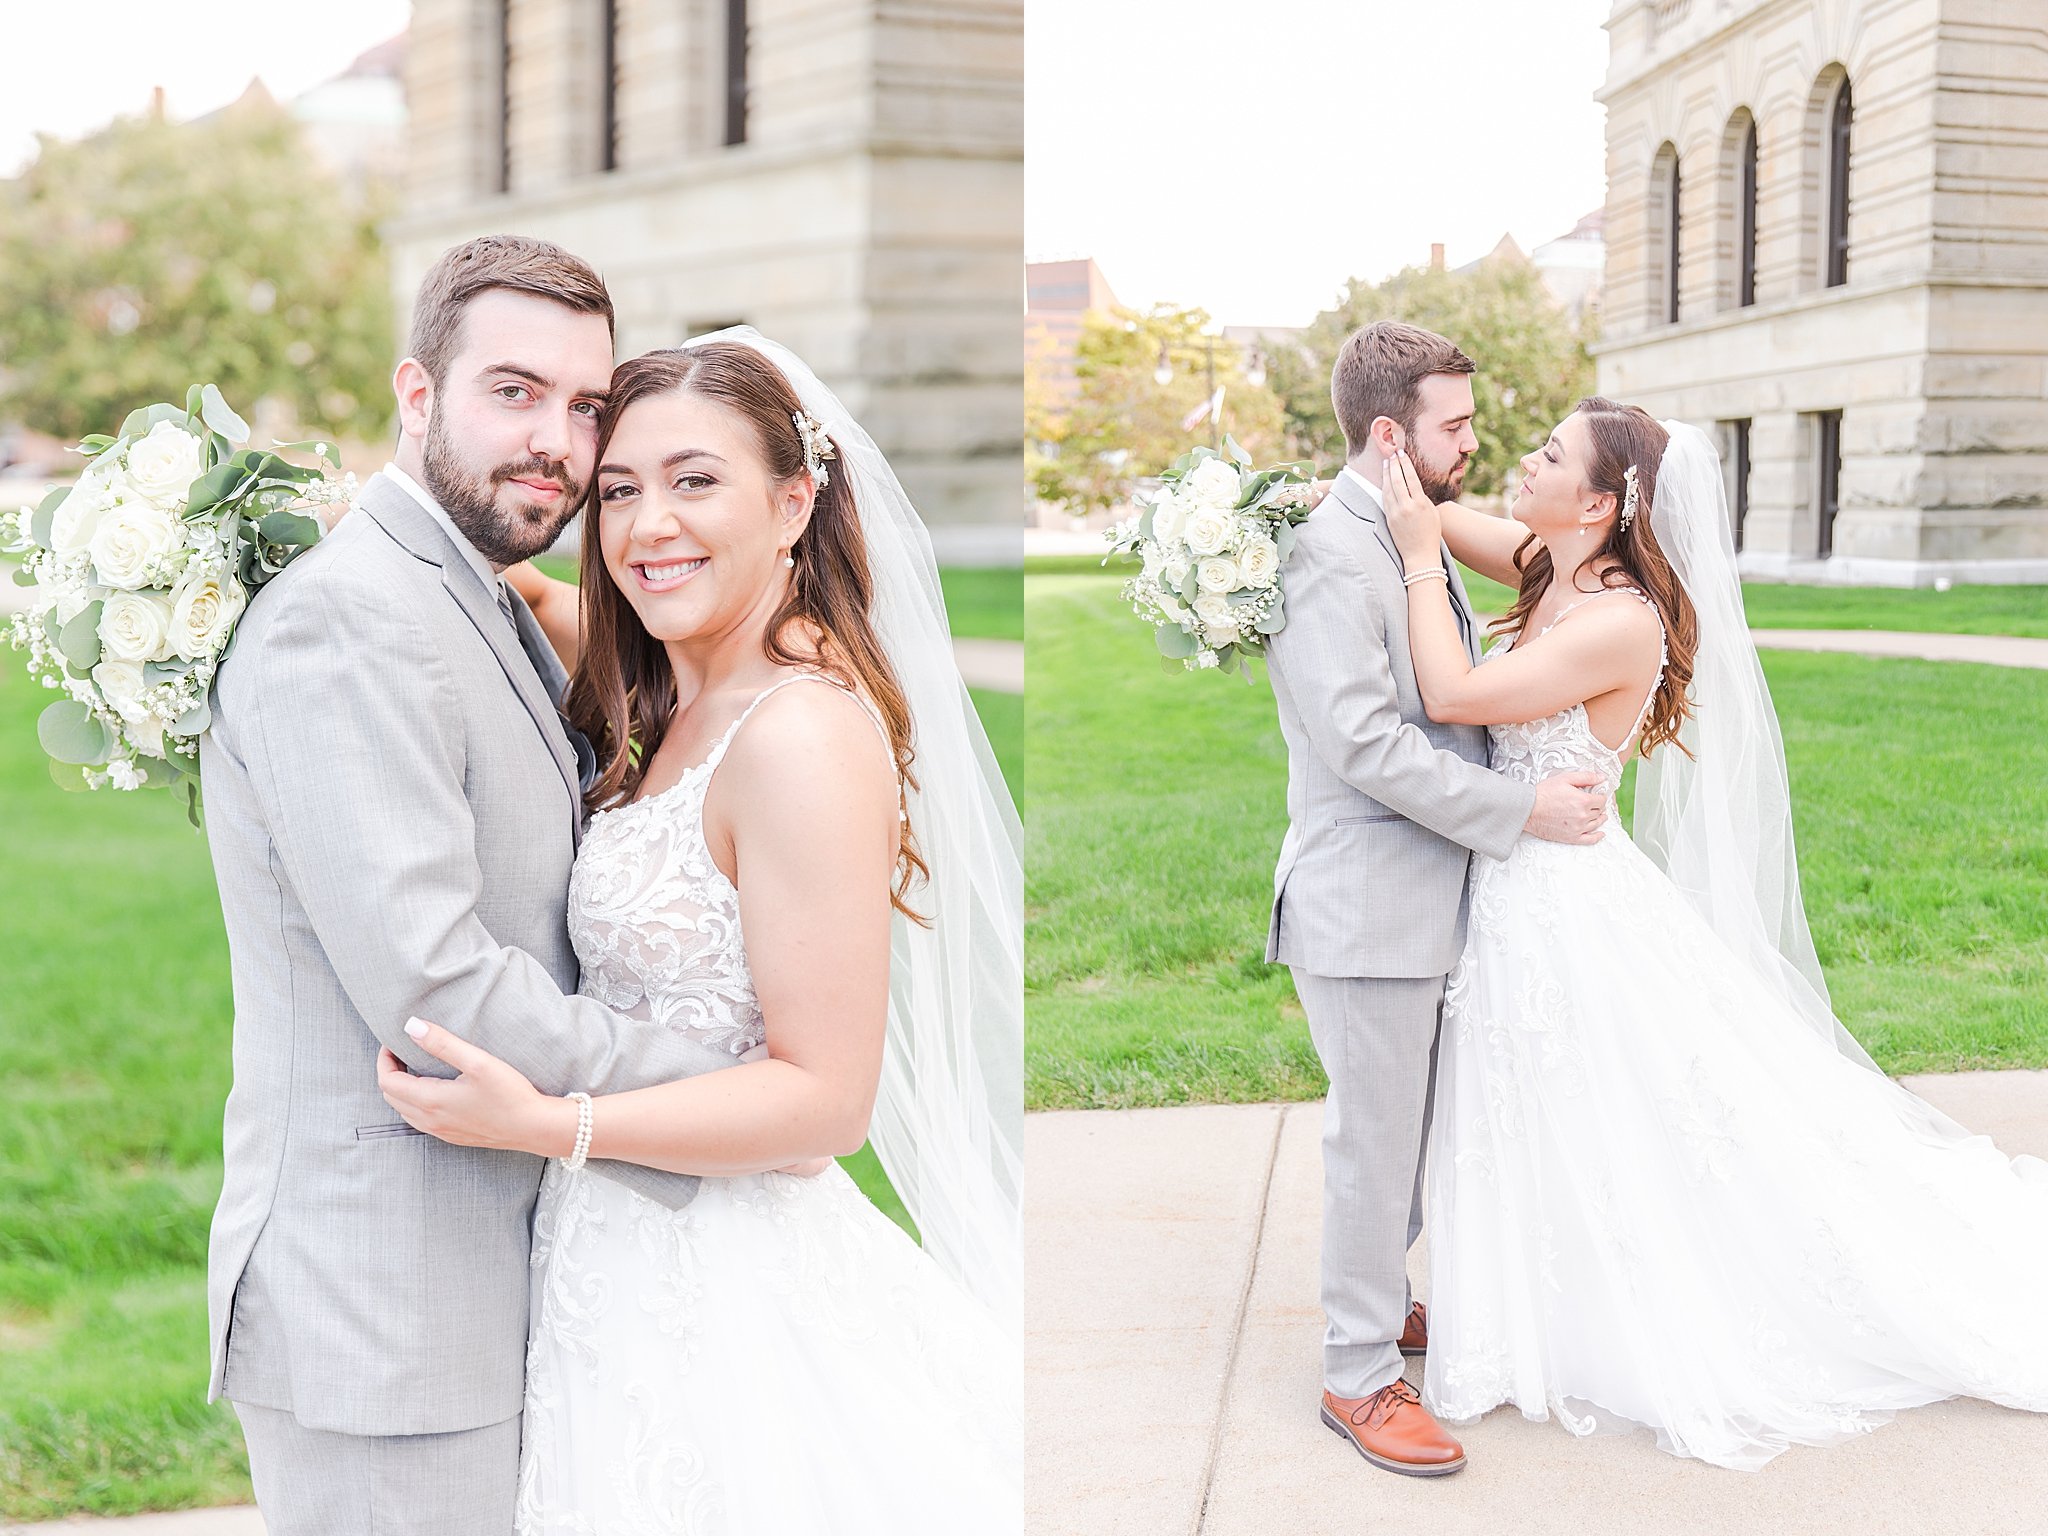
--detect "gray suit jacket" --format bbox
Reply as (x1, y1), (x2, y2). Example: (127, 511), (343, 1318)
(201, 473), (722, 1437)
(1265, 473), (1536, 979)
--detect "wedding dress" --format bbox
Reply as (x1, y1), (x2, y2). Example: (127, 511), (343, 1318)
(1422, 591), (2048, 1470)
(513, 674), (1022, 1532)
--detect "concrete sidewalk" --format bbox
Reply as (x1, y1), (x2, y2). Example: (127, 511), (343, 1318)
(1026, 1072), (2048, 1536)
(1, 1511), (263, 1535)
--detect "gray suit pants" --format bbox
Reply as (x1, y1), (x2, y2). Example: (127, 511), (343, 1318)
(1290, 969), (1445, 1398)
(231, 1401), (521, 1536)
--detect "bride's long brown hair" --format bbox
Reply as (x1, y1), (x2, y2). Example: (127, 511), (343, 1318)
(1492, 397), (1699, 757)
(563, 343), (929, 917)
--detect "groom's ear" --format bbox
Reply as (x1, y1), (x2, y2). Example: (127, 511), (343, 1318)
(392, 357), (435, 444)
(1367, 416), (1402, 456)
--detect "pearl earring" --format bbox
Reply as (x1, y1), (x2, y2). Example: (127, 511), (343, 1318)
(782, 551), (796, 569)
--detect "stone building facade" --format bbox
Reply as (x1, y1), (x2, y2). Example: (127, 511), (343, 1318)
(1596, 0), (2048, 584)
(388, 0), (1023, 562)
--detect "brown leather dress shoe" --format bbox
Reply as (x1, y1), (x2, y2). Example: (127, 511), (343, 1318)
(1398, 1301), (1428, 1357)
(1320, 1380), (1466, 1477)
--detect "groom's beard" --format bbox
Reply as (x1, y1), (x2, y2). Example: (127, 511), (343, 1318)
(1411, 449), (1469, 506)
(420, 413), (585, 567)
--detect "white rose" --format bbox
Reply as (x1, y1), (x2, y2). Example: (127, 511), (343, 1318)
(125, 422), (205, 510)
(48, 471), (116, 557)
(1159, 596), (1191, 626)
(1140, 540), (1168, 580)
(1239, 534), (1281, 588)
(99, 589), (176, 663)
(51, 574), (102, 627)
(1150, 492), (1190, 544)
(1186, 456), (1242, 510)
(92, 658), (150, 723)
(1196, 556), (1240, 594)
(1161, 554), (1192, 590)
(1193, 592), (1235, 628)
(1184, 508), (1235, 558)
(89, 501), (184, 590)
(169, 563), (248, 661)
(131, 715), (167, 760)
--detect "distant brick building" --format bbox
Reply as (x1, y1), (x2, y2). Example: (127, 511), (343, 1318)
(1596, 0), (2048, 584)
(389, 0), (1023, 562)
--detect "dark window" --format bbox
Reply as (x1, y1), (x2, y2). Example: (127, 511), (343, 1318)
(1728, 418), (1752, 551)
(496, 0), (512, 193)
(1667, 157), (1683, 324)
(601, 0), (620, 172)
(724, 0), (749, 147)
(1816, 410), (1842, 557)
(1738, 119), (1758, 307)
(1826, 81), (1852, 288)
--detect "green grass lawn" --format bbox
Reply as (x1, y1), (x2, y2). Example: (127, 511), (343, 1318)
(1026, 554), (2046, 639)
(0, 644), (1020, 1518)
(1025, 571), (2048, 1111)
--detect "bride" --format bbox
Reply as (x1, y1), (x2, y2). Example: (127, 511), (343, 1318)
(374, 332), (1022, 1529)
(1379, 398), (2048, 1470)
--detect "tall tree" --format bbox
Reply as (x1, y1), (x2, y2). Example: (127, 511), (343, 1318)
(1268, 256), (1595, 496)
(1030, 305), (1287, 517)
(0, 98), (393, 445)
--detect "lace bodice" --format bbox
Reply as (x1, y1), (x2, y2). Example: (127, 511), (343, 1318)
(564, 673), (889, 1058)
(1483, 587), (1668, 801)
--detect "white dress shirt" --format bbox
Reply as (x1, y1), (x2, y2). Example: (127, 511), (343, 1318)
(382, 461), (501, 592)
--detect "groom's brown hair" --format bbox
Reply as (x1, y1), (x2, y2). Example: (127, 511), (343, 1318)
(1331, 321), (1475, 457)
(406, 235), (614, 387)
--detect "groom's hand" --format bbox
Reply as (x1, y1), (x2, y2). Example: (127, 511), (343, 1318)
(1525, 772), (1608, 844)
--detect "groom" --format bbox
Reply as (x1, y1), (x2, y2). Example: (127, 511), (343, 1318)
(1264, 321), (1607, 1477)
(201, 236), (715, 1533)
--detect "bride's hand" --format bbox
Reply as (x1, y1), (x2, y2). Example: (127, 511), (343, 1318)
(1381, 448), (1444, 570)
(377, 1017), (567, 1154)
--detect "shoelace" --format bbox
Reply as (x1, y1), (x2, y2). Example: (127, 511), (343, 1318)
(1357, 1378), (1422, 1430)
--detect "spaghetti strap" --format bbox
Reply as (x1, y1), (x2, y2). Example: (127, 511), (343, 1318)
(701, 671), (896, 779)
(1533, 586), (1667, 756)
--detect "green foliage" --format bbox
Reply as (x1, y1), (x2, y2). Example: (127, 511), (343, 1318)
(1265, 258), (1595, 495)
(0, 102), (394, 444)
(1024, 571), (2048, 1109)
(1029, 305), (1289, 517)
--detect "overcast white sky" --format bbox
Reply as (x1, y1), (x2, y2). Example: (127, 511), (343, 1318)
(1026, 0), (1614, 327)
(2, 1), (413, 176)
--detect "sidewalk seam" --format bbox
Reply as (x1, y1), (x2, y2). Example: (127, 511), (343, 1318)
(1191, 1102), (1287, 1536)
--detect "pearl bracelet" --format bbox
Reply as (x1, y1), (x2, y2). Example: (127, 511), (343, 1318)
(1402, 568), (1449, 588)
(564, 1091), (594, 1171)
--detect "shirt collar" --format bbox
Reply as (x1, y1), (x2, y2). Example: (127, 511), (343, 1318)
(383, 461), (500, 590)
(1338, 463), (1385, 511)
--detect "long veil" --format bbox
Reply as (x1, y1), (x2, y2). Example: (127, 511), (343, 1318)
(1635, 422), (1976, 1146)
(689, 326), (1024, 1330)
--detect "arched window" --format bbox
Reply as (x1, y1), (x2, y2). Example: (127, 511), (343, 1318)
(1737, 114), (1757, 306)
(1719, 111), (1758, 311)
(724, 0), (749, 146)
(1825, 78), (1852, 287)
(1650, 142), (1681, 325)
(601, 0), (621, 172)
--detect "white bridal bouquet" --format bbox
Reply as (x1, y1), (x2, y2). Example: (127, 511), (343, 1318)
(1104, 440), (1315, 676)
(4, 385), (351, 819)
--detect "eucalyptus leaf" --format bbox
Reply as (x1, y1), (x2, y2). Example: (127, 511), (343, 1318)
(1275, 522), (1299, 560)
(258, 510), (322, 547)
(37, 699), (113, 766)
(270, 437), (341, 468)
(1155, 624), (1198, 660)
(138, 755), (181, 789)
(144, 658), (195, 686)
(119, 402), (187, 439)
(57, 601), (103, 671)
(48, 758), (94, 793)
(1217, 645), (1240, 674)
(186, 780), (204, 829)
(10, 564), (35, 587)
(1254, 598), (1287, 635)
(173, 701), (212, 736)
(185, 384), (206, 421)
(1224, 435), (1251, 467)
(185, 462), (250, 518)
(29, 485), (67, 548)
(76, 434), (117, 455)
(200, 384), (251, 444)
